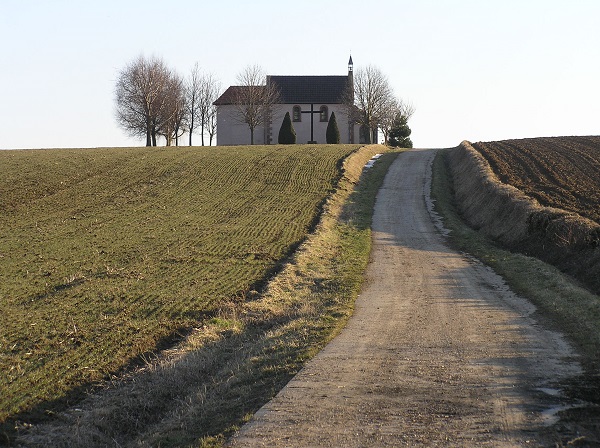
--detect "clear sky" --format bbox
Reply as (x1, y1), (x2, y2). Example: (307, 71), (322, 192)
(1, 0), (598, 149)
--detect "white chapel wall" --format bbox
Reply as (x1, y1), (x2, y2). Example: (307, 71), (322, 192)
(217, 103), (362, 146)
(216, 105), (266, 145)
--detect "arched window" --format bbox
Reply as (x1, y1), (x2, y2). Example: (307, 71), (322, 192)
(293, 106), (301, 122)
(320, 106), (328, 122)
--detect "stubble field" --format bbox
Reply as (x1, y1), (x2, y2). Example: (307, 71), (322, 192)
(0, 144), (359, 428)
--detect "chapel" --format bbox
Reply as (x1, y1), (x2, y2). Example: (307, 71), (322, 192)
(213, 57), (365, 145)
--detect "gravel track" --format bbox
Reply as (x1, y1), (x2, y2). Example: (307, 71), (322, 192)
(228, 148), (582, 447)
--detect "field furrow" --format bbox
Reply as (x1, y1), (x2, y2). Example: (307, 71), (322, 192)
(472, 136), (600, 224)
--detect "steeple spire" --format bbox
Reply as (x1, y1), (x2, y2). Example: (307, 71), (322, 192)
(348, 55), (353, 73)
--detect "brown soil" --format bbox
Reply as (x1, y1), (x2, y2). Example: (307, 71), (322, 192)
(228, 149), (587, 447)
(472, 137), (600, 225)
(448, 139), (600, 298)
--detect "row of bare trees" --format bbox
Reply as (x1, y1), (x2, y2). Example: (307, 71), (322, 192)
(115, 56), (412, 147)
(115, 55), (221, 146)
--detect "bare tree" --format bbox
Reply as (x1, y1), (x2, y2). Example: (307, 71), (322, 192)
(231, 65), (280, 145)
(185, 63), (202, 146)
(198, 73), (221, 146)
(207, 104), (217, 145)
(157, 72), (187, 146)
(115, 55), (176, 146)
(171, 76), (188, 146)
(352, 65), (394, 144)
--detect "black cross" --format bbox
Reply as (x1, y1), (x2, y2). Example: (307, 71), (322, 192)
(300, 104), (320, 143)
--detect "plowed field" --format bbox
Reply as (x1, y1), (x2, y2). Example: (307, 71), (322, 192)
(471, 136), (600, 224)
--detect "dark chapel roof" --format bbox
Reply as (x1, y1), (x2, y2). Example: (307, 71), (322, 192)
(268, 75), (350, 104)
(214, 75), (350, 106)
(213, 86), (261, 105)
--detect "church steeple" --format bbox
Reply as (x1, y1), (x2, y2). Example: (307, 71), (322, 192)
(347, 55), (354, 100)
(347, 55), (355, 143)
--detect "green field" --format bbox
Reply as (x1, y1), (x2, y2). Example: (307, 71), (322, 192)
(0, 144), (360, 424)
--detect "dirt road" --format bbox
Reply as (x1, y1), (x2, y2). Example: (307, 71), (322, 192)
(228, 149), (582, 447)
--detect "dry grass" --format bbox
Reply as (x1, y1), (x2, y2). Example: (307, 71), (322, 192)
(14, 145), (397, 447)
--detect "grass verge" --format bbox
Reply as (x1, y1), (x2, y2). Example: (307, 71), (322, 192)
(14, 146), (399, 447)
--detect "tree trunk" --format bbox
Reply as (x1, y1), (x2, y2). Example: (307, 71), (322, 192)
(250, 127), (255, 145)
(200, 107), (206, 146)
(201, 115), (205, 146)
(189, 117), (194, 146)
(146, 118), (153, 146)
